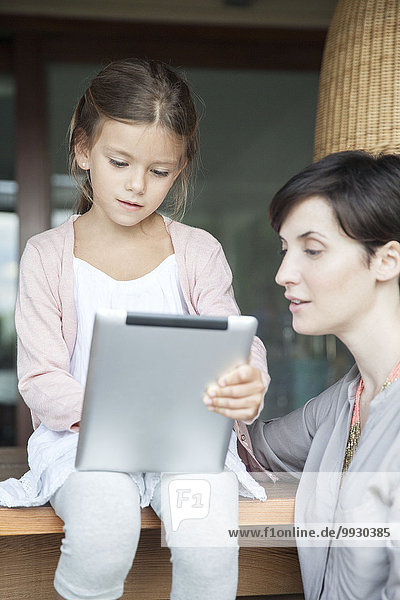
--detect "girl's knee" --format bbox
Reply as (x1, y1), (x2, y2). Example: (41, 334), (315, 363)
(53, 471), (142, 589)
(52, 471), (141, 526)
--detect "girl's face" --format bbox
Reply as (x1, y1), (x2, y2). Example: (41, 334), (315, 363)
(79, 119), (184, 228)
(275, 196), (378, 339)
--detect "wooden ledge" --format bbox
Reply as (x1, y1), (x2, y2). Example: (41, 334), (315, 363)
(0, 497), (295, 536)
(0, 504), (160, 535)
(0, 447), (296, 537)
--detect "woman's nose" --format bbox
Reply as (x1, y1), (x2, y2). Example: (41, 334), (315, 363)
(275, 253), (300, 287)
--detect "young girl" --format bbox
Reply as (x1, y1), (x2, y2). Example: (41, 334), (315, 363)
(1, 59), (269, 600)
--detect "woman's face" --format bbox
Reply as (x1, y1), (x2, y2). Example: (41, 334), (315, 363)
(275, 196), (378, 339)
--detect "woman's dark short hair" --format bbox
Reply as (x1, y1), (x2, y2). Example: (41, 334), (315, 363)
(269, 151), (400, 258)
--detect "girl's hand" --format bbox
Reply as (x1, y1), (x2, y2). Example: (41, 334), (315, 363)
(203, 364), (264, 424)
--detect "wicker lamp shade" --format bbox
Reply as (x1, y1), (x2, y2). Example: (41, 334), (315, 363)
(314, 0), (400, 162)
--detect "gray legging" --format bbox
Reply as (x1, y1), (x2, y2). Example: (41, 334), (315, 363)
(50, 471), (239, 600)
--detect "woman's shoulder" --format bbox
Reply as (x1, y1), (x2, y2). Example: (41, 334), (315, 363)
(305, 364), (359, 423)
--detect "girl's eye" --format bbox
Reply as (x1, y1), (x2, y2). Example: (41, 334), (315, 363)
(279, 248), (287, 256)
(109, 158), (128, 168)
(152, 169), (169, 178)
(304, 249), (321, 256)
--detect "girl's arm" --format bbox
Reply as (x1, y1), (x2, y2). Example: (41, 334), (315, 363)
(191, 239), (270, 423)
(16, 243), (83, 431)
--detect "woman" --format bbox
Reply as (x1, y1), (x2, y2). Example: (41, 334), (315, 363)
(207, 151), (400, 599)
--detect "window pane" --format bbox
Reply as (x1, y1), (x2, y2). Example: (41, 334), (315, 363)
(0, 212), (18, 444)
(0, 73), (17, 445)
(48, 62), (101, 226)
(182, 68), (353, 418)
(47, 63), (353, 421)
(0, 74), (15, 185)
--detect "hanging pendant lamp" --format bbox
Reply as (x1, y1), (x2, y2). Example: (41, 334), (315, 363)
(314, 0), (400, 161)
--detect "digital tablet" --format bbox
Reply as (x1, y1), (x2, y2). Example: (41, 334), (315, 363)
(75, 310), (258, 473)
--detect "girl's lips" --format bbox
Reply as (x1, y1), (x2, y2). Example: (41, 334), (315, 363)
(117, 199), (143, 211)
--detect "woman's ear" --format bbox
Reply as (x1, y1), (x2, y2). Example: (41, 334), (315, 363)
(373, 241), (400, 282)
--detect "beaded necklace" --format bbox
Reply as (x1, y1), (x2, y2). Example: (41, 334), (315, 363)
(342, 358), (400, 473)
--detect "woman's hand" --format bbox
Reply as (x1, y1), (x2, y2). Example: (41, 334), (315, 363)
(203, 364), (265, 424)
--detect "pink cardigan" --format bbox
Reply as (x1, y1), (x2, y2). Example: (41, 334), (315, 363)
(15, 215), (269, 436)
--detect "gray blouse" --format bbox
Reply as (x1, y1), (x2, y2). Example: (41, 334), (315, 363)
(248, 365), (400, 600)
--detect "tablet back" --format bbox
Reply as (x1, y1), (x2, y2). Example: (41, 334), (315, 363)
(75, 310), (257, 473)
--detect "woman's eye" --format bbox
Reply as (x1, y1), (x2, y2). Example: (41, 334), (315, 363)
(152, 169), (169, 178)
(109, 158), (128, 168)
(305, 249), (321, 256)
(279, 248), (287, 256)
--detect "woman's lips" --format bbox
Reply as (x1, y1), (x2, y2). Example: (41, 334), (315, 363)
(288, 299), (310, 313)
(284, 295), (310, 313)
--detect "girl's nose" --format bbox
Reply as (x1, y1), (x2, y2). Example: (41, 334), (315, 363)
(126, 169), (145, 195)
(275, 253), (300, 287)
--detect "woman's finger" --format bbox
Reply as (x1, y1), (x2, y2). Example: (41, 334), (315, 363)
(208, 403), (260, 422)
(205, 380), (263, 401)
(203, 392), (260, 410)
(217, 364), (256, 387)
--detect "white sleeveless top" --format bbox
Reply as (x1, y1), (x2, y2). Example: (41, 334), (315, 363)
(0, 254), (265, 507)
(70, 254), (188, 386)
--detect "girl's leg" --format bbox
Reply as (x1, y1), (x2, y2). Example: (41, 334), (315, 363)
(151, 472), (239, 600)
(50, 471), (141, 600)
(167, 546), (238, 600)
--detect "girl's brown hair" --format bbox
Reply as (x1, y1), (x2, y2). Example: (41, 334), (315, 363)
(69, 58), (199, 218)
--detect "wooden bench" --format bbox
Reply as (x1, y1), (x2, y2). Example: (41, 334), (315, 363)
(0, 448), (304, 600)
